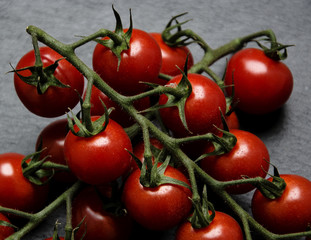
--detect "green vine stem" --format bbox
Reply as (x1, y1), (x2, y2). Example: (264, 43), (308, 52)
(8, 23), (307, 240)
(1, 181), (83, 240)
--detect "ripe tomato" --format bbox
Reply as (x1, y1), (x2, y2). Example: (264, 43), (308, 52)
(86, 86), (150, 128)
(175, 211), (244, 240)
(0, 213), (15, 239)
(92, 28), (162, 95)
(36, 118), (76, 183)
(45, 237), (64, 240)
(0, 153), (49, 213)
(225, 111), (239, 130)
(252, 174), (311, 234)
(149, 32), (194, 85)
(224, 48), (293, 115)
(159, 73), (227, 137)
(122, 165), (192, 231)
(72, 186), (133, 240)
(200, 129), (270, 194)
(64, 116), (132, 185)
(14, 46), (84, 118)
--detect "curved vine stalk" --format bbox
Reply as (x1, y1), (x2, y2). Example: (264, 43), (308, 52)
(2, 15), (310, 240)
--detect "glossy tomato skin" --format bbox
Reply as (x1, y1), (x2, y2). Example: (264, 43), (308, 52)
(86, 86), (150, 128)
(0, 153), (49, 213)
(149, 32), (194, 85)
(200, 129), (270, 194)
(122, 165), (192, 231)
(14, 46), (84, 118)
(64, 117), (132, 185)
(72, 186), (133, 240)
(252, 174), (311, 234)
(159, 73), (227, 137)
(224, 48), (293, 115)
(175, 211), (244, 240)
(36, 118), (76, 183)
(0, 213), (15, 239)
(92, 28), (162, 95)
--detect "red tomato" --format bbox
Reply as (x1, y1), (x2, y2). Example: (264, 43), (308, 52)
(0, 153), (49, 213)
(200, 129), (270, 194)
(72, 186), (133, 240)
(92, 28), (162, 95)
(159, 73), (227, 137)
(225, 111), (239, 130)
(86, 86), (150, 128)
(224, 48), (293, 115)
(14, 46), (84, 118)
(149, 32), (194, 85)
(122, 165), (192, 231)
(36, 118), (76, 183)
(64, 116), (132, 185)
(252, 174), (311, 234)
(175, 211), (244, 240)
(0, 213), (14, 239)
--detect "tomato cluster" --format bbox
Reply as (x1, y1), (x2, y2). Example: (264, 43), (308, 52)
(1, 9), (310, 240)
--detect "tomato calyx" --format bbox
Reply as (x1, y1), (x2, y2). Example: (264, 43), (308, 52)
(254, 39), (294, 61)
(22, 148), (55, 185)
(188, 185), (215, 229)
(253, 165), (286, 200)
(94, 5), (133, 69)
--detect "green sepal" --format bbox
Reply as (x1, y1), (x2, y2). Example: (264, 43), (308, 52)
(139, 157), (191, 190)
(254, 39), (294, 61)
(139, 58), (193, 134)
(67, 96), (113, 138)
(10, 58), (69, 95)
(254, 164), (286, 199)
(21, 148), (55, 185)
(188, 185), (215, 229)
(0, 220), (18, 230)
(162, 12), (194, 47)
(195, 128), (237, 162)
(94, 6), (133, 70)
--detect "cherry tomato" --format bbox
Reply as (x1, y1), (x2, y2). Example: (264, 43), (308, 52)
(64, 116), (132, 185)
(225, 111), (240, 130)
(252, 174), (311, 234)
(14, 46), (84, 118)
(86, 86), (150, 128)
(122, 165), (192, 231)
(175, 211), (244, 240)
(224, 48), (293, 115)
(0, 213), (15, 239)
(149, 32), (194, 85)
(72, 186), (133, 240)
(0, 153), (49, 213)
(200, 129), (270, 194)
(36, 118), (76, 183)
(159, 73), (227, 137)
(92, 28), (162, 95)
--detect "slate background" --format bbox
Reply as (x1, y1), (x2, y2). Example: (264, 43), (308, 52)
(0, 0), (310, 239)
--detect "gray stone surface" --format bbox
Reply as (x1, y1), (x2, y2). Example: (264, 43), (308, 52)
(0, 0), (310, 239)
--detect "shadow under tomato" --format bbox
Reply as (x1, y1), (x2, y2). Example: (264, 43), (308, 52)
(236, 107), (286, 134)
